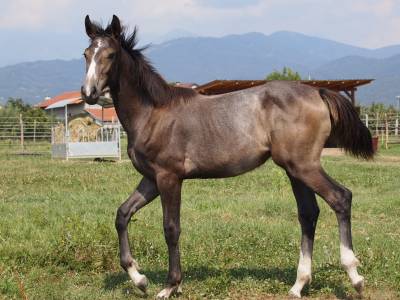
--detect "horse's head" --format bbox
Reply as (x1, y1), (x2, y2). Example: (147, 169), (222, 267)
(81, 15), (122, 105)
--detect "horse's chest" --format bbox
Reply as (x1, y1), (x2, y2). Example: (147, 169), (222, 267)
(127, 147), (154, 178)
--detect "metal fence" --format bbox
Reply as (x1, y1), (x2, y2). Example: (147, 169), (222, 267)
(0, 115), (126, 156)
(0, 115), (53, 154)
(0, 113), (399, 155)
(51, 124), (121, 160)
(360, 113), (400, 148)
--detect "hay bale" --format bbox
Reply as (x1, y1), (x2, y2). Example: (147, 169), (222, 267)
(53, 115), (101, 143)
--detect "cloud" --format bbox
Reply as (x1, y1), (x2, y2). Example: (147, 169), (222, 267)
(194, 0), (262, 9)
(350, 0), (396, 16)
(1, 0), (400, 49)
(0, 0), (73, 29)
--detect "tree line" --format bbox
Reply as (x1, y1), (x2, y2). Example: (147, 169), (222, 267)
(0, 98), (54, 139)
(1, 74), (398, 119)
(265, 67), (399, 114)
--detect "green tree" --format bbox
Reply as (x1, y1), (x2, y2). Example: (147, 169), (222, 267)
(0, 98), (54, 139)
(0, 98), (51, 119)
(266, 67), (302, 81)
(359, 102), (397, 115)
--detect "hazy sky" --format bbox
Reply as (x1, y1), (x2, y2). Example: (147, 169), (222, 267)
(1, 0), (400, 66)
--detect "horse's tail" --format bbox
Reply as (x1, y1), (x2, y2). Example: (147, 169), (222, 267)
(319, 88), (374, 160)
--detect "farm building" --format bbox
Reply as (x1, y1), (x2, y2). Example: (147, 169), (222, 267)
(196, 79), (374, 106)
(37, 79), (373, 125)
(37, 91), (118, 124)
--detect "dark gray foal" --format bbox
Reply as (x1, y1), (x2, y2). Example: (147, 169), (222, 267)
(81, 15), (373, 299)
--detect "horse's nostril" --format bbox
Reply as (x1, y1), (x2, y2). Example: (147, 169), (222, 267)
(91, 86), (97, 96)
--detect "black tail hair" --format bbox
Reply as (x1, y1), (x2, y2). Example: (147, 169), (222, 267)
(319, 88), (374, 159)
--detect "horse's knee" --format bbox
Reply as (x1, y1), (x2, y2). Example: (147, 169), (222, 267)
(163, 222), (180, 245)
(115, 207), (128, 232)
(299, 204), (320, 221)
(298, 207), (320, 230)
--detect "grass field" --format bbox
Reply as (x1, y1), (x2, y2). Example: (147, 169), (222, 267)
(1, 145), (400, 299)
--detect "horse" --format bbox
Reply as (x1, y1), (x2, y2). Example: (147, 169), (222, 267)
(81, 15), (374, 299)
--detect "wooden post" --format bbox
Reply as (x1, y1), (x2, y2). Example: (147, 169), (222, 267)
(365, 114), (368, 128)
(385, 113), (389, 149)
(101, 106), (104, 142)
(65, 104), (69, 160)
(344, 88), (356, 106)
(375, 112), (379, 137)
(33, 119), (37, 143)
(19, 114), (24, 152)
(352, 88), (356, 106)
(118, 123), (121, 161)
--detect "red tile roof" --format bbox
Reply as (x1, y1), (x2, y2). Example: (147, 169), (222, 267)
(37, 91), (82, 108)
(85, 108), (118, 122)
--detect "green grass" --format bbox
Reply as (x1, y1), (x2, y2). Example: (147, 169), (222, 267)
(0, 151), (399, 299)
(379, 143), (400, 156)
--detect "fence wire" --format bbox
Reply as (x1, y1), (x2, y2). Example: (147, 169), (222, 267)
(0, 116), (53, 154)
(360, 113), (400, 147)
(0, 114), (398, 155)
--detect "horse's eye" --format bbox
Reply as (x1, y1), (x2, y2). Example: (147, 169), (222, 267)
(108, 53), (116, 60)
(83, 53), (87, 59)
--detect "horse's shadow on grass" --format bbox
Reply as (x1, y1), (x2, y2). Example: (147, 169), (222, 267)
(104, 265), (351, 299)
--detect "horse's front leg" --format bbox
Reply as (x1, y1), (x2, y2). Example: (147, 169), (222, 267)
(115, 177), (159, 293)
(156, 172), (183, 300)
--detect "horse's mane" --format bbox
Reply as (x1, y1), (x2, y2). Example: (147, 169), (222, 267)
(90, 21), (197, 107)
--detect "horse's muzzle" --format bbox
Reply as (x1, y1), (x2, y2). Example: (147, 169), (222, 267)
(81, 85), (99, 105)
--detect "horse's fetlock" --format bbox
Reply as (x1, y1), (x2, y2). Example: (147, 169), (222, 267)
(120, 258), (132, 270)
(168, 271), (182, 286)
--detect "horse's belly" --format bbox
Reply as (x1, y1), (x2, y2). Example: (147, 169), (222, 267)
(184, 147), (271, 179)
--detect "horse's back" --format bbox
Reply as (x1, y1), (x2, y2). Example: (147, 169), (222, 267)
(141, 81), (331, 179)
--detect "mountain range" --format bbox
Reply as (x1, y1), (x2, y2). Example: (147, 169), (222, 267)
(1, 31), (400, 106)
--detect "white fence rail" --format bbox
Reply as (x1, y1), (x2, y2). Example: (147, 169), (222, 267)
(0, 116), (126, 155)
(360, 113), (400, 148)
(0, 115), (53, 153)
(0, 113), (399, 154)
(51, 124), (121, 160)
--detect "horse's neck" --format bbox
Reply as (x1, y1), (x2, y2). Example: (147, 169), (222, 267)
(112, 51), (154, 140)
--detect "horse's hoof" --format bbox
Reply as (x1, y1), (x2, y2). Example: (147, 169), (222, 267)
(353, 276), (364, 295)
(288, 288), (302, 298)
(128, 270), (148, 293)
(135, 274), (148, 294)
(156, 284), (182, 299)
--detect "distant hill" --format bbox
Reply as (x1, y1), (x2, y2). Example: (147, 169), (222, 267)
(314, 55), (400, 104)
(0, 59), (84, 104)
(1, 31), (400, 105)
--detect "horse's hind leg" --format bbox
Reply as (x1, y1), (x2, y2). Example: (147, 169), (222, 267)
(115, 177), (159, 293)
(287, 173), (320, 298)
(287, 165), (364, 296)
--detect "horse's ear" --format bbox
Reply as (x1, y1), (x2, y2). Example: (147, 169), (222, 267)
(110, 15), (122, 39)
(85, 15), (96, 39)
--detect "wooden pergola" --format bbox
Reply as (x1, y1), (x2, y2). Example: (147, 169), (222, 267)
(196, 79), (374, 106)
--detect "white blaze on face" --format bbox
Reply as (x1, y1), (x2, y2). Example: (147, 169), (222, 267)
(85, 39), (104, 96)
